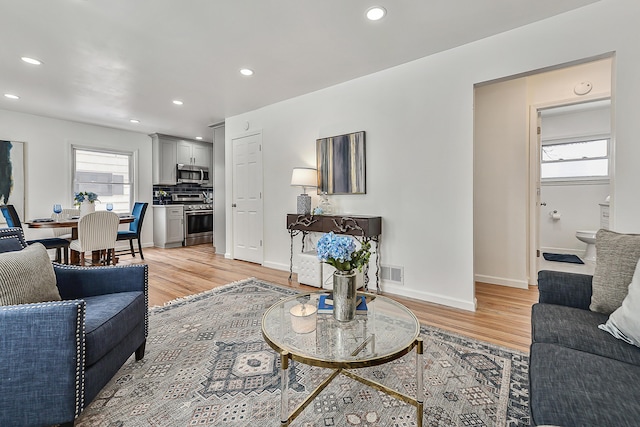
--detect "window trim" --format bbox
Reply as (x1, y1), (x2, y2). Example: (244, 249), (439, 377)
(71, 144), (136, 210)
(540, 134), (610, 183)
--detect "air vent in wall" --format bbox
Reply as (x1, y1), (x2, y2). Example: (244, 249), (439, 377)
(380, 265), (403, 285)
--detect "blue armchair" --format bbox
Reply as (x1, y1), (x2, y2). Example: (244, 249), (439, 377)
(0, 228), (148, 427)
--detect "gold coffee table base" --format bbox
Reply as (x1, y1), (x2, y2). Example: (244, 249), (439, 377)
(277, 338), (424, 426)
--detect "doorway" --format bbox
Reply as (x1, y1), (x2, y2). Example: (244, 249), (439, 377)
(531, 99), (611, 276)
(473, 55), (613, 289)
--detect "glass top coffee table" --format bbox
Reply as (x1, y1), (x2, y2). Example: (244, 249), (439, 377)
(262, 291), (424, 426)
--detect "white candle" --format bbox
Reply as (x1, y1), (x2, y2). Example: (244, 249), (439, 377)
(290, 303), (317, 334)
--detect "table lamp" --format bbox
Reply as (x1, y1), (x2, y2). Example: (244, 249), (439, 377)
(291, 167), (317, 214)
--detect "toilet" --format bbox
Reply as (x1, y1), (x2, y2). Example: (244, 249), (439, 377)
(575, 230), (597, 262)
(574, 199), (609, 262)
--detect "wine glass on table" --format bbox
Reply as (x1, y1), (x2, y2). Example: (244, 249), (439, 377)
(53, 204), (62, 221)
(106, 203), (114, 212)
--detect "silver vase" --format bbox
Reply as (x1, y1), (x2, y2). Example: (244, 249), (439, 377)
(333, 270), (357, 322)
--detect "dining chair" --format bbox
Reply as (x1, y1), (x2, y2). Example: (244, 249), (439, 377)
(50, 208), (80, 240)
(0, 204), (71, 263)
(116, 202), (148, 259)
(69, 211), (119, 266)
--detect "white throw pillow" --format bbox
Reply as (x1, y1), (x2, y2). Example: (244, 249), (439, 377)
(599, 258), (640, 347)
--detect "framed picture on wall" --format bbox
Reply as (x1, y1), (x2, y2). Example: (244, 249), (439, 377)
(0, 140), (25, 223)
(316, 131), (366, 194)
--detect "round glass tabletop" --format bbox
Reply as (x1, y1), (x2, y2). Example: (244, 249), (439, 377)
(261, 291), (420, 369)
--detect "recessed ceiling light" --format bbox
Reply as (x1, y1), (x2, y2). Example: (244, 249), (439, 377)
(366, 6), (386, 21)
(4, 94), (19, 100)
(172, 100), (184, 105)
(21, 56), (42, 65)
(129, 119), (140, 124)
(240, 68), (254, 76)
(195, 136), (203, 140)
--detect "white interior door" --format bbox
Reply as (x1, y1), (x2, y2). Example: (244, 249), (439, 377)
(528, 107), (542, 284)
(232, 132), (263, 264)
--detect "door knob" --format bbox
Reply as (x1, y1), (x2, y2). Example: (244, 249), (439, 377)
(540, 202), (547, 206)
(232, 203), (237, 207)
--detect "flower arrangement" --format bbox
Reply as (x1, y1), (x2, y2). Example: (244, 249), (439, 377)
(74, 191), (99, 206)
(316, 232), (371, 272)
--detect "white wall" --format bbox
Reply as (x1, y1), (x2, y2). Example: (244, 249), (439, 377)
(474, 78), (529, 288)
(225, 0), (640, 310)
(540, 184), (609, 253)
(212, 125), (226, 254)
(0, 109), (153, 246)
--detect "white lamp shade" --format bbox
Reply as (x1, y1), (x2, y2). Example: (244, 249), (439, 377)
(291, 167), (317, 190)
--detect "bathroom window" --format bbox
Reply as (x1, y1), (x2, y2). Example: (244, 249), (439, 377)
(541, 138), (609, 181)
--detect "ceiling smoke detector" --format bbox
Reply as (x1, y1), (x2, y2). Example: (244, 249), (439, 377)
(574, 81), (593, 96)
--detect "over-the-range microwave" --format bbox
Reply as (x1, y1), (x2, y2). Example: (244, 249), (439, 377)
(176, 164), (210, 185)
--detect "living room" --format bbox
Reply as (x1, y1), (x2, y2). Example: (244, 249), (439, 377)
(2, 1), (640, 425)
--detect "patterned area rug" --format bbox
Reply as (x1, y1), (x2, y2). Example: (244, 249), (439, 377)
(75, 279), (530, 426)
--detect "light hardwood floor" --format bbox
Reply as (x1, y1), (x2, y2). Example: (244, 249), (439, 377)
(119, 244), (539, 353)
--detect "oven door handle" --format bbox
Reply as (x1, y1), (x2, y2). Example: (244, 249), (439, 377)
(185, 210), (213, 215)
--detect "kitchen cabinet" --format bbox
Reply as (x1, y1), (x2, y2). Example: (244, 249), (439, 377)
(151, 134), (177, 185)
(152, 133), (213, 185)
(177, 140), (212, 168)
(153, 205), (184, 248)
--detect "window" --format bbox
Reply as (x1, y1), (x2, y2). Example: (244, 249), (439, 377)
(541, 138), (609, 180)
(73, 146), (134, 213)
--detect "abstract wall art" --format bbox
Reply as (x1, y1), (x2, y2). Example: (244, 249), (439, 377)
(0, 140), (25, 223)
(316, 131), (366, 194)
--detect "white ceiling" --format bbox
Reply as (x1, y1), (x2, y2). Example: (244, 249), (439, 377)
(1, 0), (598, 142)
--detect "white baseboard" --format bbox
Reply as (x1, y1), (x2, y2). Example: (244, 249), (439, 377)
(263, 260), (290, 272)
(380, 283), (477, 312)
(541, 246), (583, 256)
(474, 274), (528, 289)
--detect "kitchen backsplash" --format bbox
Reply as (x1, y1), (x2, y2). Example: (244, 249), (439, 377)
(153, 183), (213, 205)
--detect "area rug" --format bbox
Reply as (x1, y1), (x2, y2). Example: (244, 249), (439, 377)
(542, 252), (584, 264)
(75, 278), (530, 426)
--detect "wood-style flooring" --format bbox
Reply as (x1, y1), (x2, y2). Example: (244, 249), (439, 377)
(119, 244), (539, 353)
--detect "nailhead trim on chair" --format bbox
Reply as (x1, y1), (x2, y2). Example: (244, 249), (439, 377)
(143, 265), (149, 337)
(0, 227), (28, 248)
(75, 301), (86, 417)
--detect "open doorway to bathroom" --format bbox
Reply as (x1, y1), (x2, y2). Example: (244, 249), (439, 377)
(474, 54), (614, 290)
(534, 99), (611, 276)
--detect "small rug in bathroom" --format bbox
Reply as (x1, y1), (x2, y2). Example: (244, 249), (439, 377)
(543, 252), (584, 264)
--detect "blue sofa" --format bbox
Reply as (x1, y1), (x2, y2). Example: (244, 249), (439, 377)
(529, 270), (640, 426)
(0, 227), (148, 426)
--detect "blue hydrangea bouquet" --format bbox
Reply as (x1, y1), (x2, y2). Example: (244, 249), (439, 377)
(316, 232), (371, 272)
(74, 191), (99, 206)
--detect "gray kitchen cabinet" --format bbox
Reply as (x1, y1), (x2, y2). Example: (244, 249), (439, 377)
(153, 205), (184, 248)
(152, 134), (212, 185)
(151, 134), (177, 185)
(177, 140), (212, 168)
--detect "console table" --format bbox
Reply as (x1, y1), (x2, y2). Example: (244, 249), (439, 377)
(286, 214), (382, 291)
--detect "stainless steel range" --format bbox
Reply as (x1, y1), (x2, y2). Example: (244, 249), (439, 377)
(171, 193), (213, 246)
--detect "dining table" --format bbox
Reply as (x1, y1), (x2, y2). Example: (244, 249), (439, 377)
(24, 214), (135, 265)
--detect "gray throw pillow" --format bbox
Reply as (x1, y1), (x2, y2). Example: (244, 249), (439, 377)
(0, 243), (61, 306)
(599, 258), (640, 347)
(590, 229), (640, 314)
